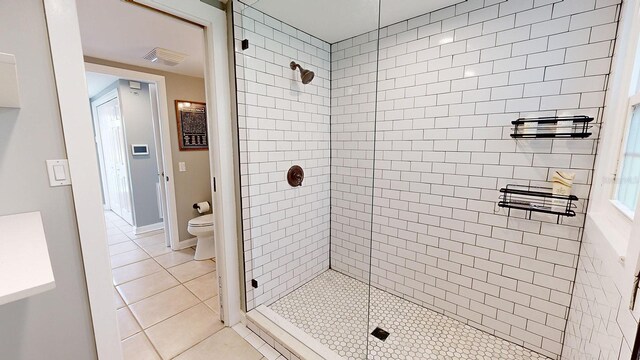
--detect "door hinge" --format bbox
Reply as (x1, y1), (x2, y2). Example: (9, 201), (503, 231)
(242, 39), (249, 50)
(213, 177), (217, 192)
(251, 279), (258, 288)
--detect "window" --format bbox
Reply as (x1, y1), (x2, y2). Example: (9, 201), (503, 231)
(588, 2), (640, 255)
(613, 41), (640, 218)
(615, 104), (640, 216)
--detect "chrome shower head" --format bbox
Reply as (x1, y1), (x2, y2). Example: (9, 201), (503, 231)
(290, 61), (315, 84)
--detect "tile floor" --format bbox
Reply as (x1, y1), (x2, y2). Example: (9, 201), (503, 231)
(270, 270), (550, 360)
(105, 211), (283, 360)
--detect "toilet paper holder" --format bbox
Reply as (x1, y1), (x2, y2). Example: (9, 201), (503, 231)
(193, 201), (211, 213)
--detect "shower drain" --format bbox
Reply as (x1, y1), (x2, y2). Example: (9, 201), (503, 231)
(371, 327), (390, 341)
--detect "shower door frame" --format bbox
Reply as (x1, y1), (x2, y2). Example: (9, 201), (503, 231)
(43, 0), (242, 359)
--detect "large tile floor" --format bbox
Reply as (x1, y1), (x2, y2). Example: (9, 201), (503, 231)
(105, 211), (282, 360)
(270, 270), (550, 360)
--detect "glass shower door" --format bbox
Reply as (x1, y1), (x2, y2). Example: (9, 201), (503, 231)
(327, 4), (382, 359)
(366, 1), (594, 359)
(232, 0), (381, 358)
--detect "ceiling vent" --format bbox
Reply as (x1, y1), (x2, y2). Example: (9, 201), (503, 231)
(143, 47), (187, 66)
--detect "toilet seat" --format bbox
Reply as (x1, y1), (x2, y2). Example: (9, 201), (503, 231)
(188, 214), (213, 227)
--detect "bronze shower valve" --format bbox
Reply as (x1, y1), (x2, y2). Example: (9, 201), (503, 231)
(287, 165), (304, 187)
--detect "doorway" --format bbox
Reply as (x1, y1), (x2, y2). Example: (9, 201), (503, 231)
(85, 64), (181, 250)
(44, 0), (243, 358)
(82, 31), (222, 360)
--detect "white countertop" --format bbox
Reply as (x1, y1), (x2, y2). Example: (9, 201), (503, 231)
(0, 211), (56, 306)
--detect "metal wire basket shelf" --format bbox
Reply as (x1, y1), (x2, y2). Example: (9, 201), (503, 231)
(511, 115), (594, 139)
(498, 184), (578, 224)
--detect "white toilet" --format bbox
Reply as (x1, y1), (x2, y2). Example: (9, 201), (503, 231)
(187, 213), (215, 260)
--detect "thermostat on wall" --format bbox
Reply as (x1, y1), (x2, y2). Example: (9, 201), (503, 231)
(131, 144), (149, 156)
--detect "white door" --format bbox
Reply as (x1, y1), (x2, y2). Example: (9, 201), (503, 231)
(96, 95), (134, 225)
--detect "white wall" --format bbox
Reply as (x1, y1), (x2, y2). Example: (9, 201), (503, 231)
(563, 0), (640, 358)
(331, 0), (620, 358)
(562, 224), (640, 359)
(117, 80), (163, 228)
(234, 3), (332, 309)
(0, 0), (97, 358)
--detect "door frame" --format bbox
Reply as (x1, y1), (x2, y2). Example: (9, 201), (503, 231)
(86, 63), (181, 249)
(43, 1), (242, 359)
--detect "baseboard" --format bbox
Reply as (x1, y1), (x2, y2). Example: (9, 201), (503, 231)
(174, 237), (197, 250)
(133, 222), (164, 235)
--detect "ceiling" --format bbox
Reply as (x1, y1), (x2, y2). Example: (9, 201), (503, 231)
(85, 72), (120, 98)
(245, 0), (465, 44)
(76, 0), (464, 76)
(76, 0), (205, 78)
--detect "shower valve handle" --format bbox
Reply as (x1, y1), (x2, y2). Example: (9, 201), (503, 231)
(287, 165), (304, 187)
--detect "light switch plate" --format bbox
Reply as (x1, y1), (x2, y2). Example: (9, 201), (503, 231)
(179, 162), (187, 172)
(46, 160), (71, 187)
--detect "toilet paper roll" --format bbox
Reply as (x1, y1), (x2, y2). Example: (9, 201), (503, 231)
(194, 201), (210, 214)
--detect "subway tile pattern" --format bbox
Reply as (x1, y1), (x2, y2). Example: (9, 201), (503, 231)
(270, 270), (550, 360)
(330, 29), (379, 284)
(234, 3), (332, 309)
(330, 0), (620, 358)
(562, 230), (639, 359)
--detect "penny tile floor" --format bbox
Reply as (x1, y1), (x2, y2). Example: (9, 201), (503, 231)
(270, 270), (551, 360)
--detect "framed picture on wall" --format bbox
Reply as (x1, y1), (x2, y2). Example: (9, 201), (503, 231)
(175, 100), (208, 151)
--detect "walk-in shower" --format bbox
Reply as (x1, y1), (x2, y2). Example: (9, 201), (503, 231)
(232, 0), (620, 359)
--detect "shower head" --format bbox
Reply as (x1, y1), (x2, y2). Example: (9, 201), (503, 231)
(290, 61), (315, 84)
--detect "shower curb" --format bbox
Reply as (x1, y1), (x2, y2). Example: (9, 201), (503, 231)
(246, 306), (342, 360)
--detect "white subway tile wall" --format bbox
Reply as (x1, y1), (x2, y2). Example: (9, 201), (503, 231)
(562, 230), (639, 360)
(331, 0), (619, 358)
(330, 28), (379, 283)
(234, 4), (332, 309)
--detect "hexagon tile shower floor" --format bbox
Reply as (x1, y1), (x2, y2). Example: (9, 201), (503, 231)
(270, 270), (550, 360)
